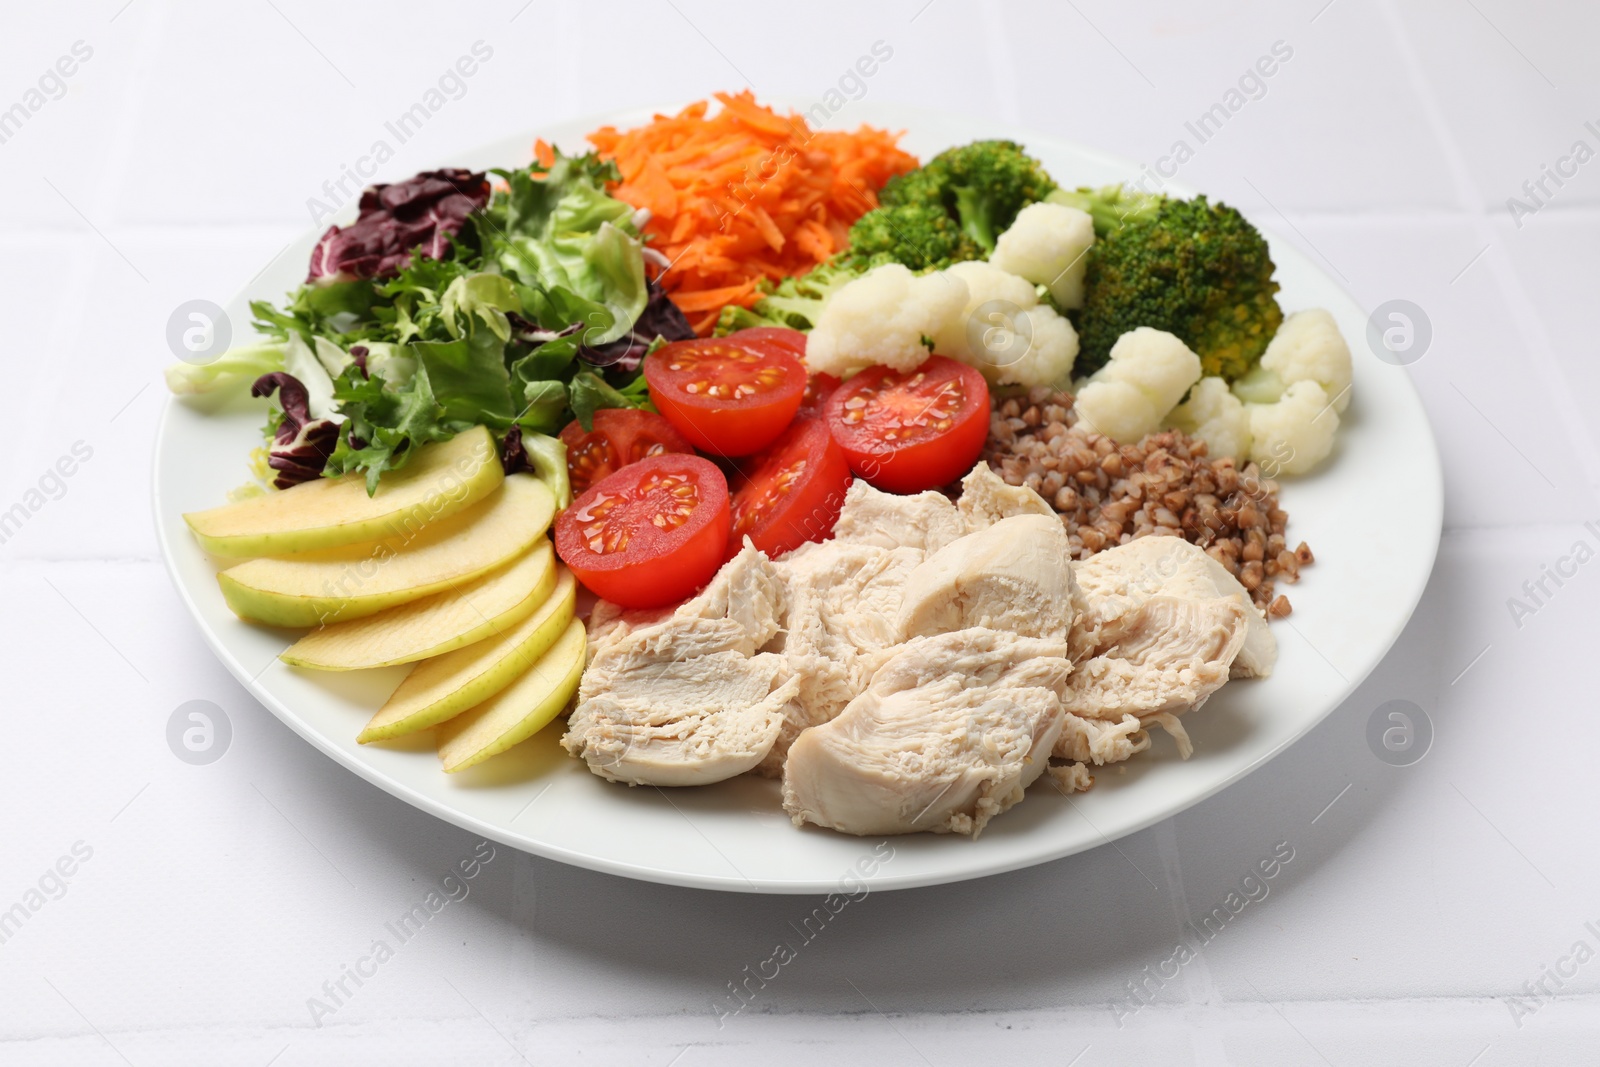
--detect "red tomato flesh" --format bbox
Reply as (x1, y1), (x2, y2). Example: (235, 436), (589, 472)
(553, 454), (730, 609)
(643, 333), (806, 456)
(824, 355), (990, 493)
(796, 372), (842, 421)
(558, 408), (696, 496)
(729, 419), (854, 558)
(732, 327), (809, 361)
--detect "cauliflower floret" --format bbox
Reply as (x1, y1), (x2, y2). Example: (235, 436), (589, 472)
(997, 307), (1078, 389)
(1073, 327), (1202, 444)
(1232, 308), (1352, 414)
(932, 261), (1079, 388)
(989, 202), (1096, 309)
(805, 264), (969, 378)
(1246, 379), (1339, 475)
(1166, 376), (1252, 463)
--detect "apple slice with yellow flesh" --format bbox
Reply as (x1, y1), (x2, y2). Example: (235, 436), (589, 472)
(358, 568), (577, 743)
(217, 475), (555, 628)
(278, 542), (557, 671)
(185, 426), (501, 558)
(437, 617), (586, 772)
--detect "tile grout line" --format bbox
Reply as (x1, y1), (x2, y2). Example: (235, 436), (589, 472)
(5, 0), (176, 509)
(1379, 0), (1600, 505)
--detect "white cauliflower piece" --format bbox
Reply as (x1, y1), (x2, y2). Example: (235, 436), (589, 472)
(989, 202), (1096, 309)
(1246, 379), (1339, 475)
(1073, 327), (1202, 444)
(932, 261), (1079, 389)
(1232, 308), (1353, 414)
(999, 307), (1079, 389)
(805, 264), (968, 377)
(1166, 376), (1252, 463)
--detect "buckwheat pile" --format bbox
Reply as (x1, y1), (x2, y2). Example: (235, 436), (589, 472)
(983, 388), (1312, 615)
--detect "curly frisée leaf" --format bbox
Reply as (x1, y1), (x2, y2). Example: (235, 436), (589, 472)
(324, 365), (458, 495)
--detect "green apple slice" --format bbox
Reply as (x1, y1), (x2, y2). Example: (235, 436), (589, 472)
(437, 618), (587, 773)
(358, 568), (577, 743)
(279, 542), (557, 671)
(217, 475), (555, 628)
(185, 426), (502, 558)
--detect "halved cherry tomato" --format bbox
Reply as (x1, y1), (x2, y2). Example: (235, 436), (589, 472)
(824, 355), (990, 493)
(557, 408), (696, 496)
(796, 372), (842, 421)
(553, 454), (730, 609)
(643, 332), (806, 457)
(729, 419), (854, 558)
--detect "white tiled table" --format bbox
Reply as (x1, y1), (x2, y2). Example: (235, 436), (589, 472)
(4, 2), (1598, 1063)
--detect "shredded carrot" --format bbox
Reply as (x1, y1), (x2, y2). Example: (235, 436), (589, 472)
(587, 91), (918, 334)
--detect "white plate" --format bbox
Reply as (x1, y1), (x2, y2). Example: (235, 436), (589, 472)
(153, 102), (1442, 894)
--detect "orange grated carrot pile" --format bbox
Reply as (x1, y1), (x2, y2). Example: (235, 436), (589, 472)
(587, 91), (919, 334)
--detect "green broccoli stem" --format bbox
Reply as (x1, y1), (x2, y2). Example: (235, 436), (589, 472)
(951, 186), (998, 253)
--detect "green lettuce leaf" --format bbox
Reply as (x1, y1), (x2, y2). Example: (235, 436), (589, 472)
(412, 327), (515, 429)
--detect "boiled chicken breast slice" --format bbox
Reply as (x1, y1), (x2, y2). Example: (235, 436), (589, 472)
(828, 478), (967, 555)
(957, 464), (1057, 532)
(1059, 594), (1248, 726)
(755, 541), (924, 776)
(1072, 534), (1276, 678)
(783, 629), (1072, 837)
(1055, 712), (1152, 765)
(563, 616), (800, 786)
(897, 513), (1078, 643)
(585, 542), (786, 662)
(565, 546), (796, 786)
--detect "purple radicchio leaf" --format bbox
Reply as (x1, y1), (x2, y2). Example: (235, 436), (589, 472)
(500, 424), (531, 477)
(306, 168), (491, 283)
(252, 372), (339, 489)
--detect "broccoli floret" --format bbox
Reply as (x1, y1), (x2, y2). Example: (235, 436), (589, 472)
(1075, 194), (1282, 381)
(837, 200), (981, 272)
(923, 140), (1057, 251)
(714, 259), (877, 334)
(840, 140), (1056, 271)
(1046, 184), (1164, 237)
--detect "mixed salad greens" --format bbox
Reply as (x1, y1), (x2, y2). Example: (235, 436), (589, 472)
(169, 152), (692, 500)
